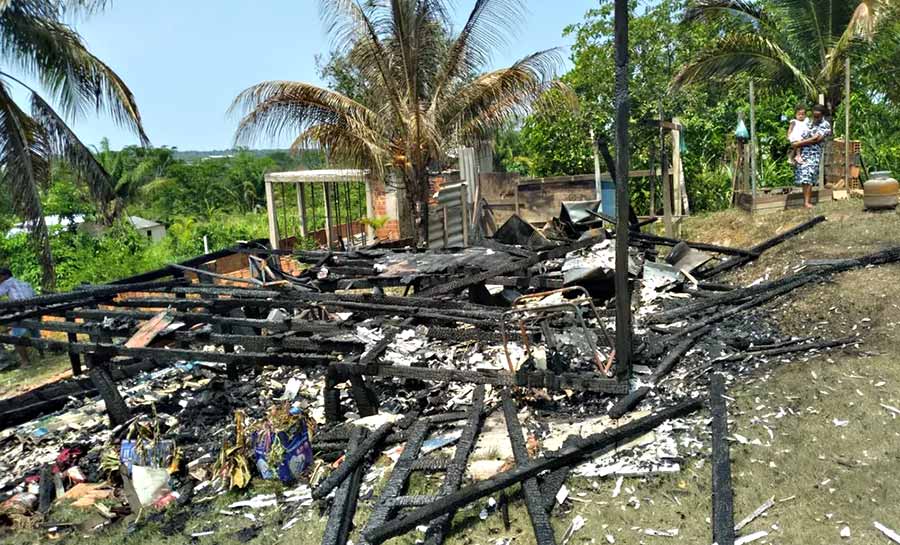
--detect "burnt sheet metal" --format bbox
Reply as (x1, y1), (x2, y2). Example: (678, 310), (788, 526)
(559, 200), (602, 226)
(666, 241), (712, 275)
(493, 215), (557, 251)
(562, 239), (642, 286)
(375, 247), (512, 278)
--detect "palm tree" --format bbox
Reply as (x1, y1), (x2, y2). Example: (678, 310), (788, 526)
(231, 0), (560, 244)
(673, 0), (896, 111)
(94, 138), (172, 225)
(1, 0), (148, 289)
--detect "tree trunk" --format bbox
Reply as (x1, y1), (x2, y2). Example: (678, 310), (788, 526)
(401, 169), (430, 247)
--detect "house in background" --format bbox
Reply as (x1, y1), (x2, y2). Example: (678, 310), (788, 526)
(7, 215), (167, 243)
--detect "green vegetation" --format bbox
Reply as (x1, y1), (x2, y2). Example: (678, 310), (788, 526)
(497, 0), (900, 215)
(0, 0), (150, 289)
(0, 147), (326, 292)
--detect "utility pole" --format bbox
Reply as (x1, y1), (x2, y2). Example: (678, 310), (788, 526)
(749, 79), (758, 199)
(845, 56), (851, 188)
(613, 0), (632, 381)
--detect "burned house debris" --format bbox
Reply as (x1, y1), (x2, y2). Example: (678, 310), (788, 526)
(1, 208), (898, 545)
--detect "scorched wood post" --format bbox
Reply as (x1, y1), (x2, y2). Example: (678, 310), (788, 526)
(614, 0), (633, 380)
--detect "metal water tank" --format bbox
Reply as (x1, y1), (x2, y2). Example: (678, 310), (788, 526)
(864, 171), (899, 210)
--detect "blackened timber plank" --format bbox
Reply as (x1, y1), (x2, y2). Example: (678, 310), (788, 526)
(313, 422), (395, 500)
(698, 215), (825, 279)
(0, 334), (333, 368)
(361, 421), (431, 541)
(423, 385), (486, 545)
(501, 390), (556, 545)
(88, 361), (131, 427)
(710, 374), (735, 545)
(364, 398), (703, 545)
(332, 362), (628, 394)
(322, 426), (366, 545)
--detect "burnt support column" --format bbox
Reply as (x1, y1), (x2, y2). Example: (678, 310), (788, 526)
(613, 0), (633, 381)
(710, 373), (736, 545)
(88, 358), (131, 427)
(65, 316), (82, 376)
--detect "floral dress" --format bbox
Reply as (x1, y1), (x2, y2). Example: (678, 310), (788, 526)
(794, 119), (832, 186)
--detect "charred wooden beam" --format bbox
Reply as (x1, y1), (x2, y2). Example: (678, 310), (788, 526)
(0, 334), (334, 369)
(68, 308), (346, 335)
(501, 390), (556, 545)
(719, 336), (854, 363)
(37, 464), (54, 514)
(329, 361), (628, 394)
(321, 426), (366, 545)
(362, 420), (431, 538)
(698, 215), (825, 279)
(313, 421), (395, 500)
(88, 359), (131, 427)
(710, 373), (735, 545)
(0, 280), (185, 312)
(364, 398), (702, 545)
(674, 275), (813, 336)
(423, 385), (486, 545)
(631, 233), (757, 257)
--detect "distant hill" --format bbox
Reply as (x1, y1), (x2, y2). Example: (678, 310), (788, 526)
(173, 148), (312, 161)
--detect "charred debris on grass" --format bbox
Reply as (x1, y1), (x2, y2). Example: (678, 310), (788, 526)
(0, 211), (896, 545)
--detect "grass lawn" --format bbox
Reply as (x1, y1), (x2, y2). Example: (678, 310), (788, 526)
(2, 198), (899, 545)
(0, 350), (73, 401)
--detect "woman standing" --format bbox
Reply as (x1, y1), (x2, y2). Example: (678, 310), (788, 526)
(792, 104), (832, 208)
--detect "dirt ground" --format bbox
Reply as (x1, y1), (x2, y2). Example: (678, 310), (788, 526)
(2, 197), (899, 545)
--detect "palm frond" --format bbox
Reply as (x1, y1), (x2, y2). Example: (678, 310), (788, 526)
(229, 80), (383, 149)
(439, 49), (562, 143)
(685, 0), (772, 28)
(431, 0), (527, 110)
(671, 33), (816, 97)
(0, 1), (149, 144)
(318, 0), (406, 118)
(290, 123), (388, 176)
(0, 80), (54, 289)
(31, 91), (116, 220)
(816, 0), (897, 93)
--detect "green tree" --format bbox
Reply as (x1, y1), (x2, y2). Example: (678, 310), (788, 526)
(0, 0), (148, 288)
(231, 0), (560, 244)
(94, 138), (174, 224)
(674, 0), (897, 112)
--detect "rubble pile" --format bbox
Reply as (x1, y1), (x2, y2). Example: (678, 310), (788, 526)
(0, 212), (897, 544)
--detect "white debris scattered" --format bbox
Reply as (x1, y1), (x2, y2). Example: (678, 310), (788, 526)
(832, 419), (849, 427)
(228, 494), (278, 509)
(643, 528), (679, 537)
(605, 534), (616, 544)
(612, 476), (624, 498)
(734, 497), (775, 532)
(840, 526), (851, 538)
(282, 517), (300, 530)
(556, 484), (569, 505)
(561, 515), (586, 545)
(875, 521), (900, 544)
(735, 530), (769, 545)
(880, 404), (900, 417)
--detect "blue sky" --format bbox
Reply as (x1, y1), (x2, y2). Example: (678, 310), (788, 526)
(16, 0), (601, 151)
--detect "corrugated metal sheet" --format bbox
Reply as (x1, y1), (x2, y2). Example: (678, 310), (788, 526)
(429, 182), (468, 249)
